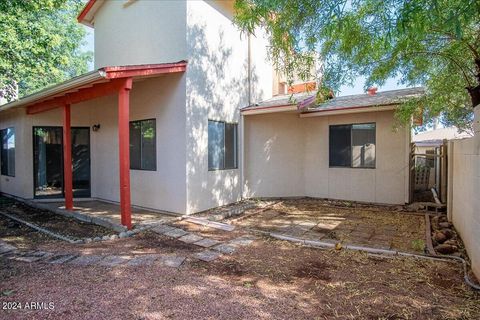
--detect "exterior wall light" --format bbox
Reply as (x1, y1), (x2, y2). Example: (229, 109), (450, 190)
(92, 124), (101, 132)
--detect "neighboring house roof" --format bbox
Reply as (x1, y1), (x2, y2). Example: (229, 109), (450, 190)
(0, 61), (187, 113)
(412, 127), (473, 147)
(241, 87), (425, 116)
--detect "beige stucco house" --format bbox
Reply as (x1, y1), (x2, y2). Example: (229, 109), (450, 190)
(0, 0), (419, 228)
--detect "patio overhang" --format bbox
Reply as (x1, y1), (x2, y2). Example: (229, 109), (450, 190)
(2, 61), (187, 229)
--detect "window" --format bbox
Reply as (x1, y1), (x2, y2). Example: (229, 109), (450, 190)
(1, 127), (15, 176)
(130, 119), (156, 170)
(329, 123), (375, 168)
(208, 120), (238, 170)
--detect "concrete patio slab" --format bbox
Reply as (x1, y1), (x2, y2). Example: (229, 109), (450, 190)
(35, 200), (177, 231)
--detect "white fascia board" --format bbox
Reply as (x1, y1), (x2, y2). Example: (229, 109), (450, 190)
(299, 105), (397, 118)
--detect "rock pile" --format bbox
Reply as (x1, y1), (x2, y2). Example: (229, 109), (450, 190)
(431, 215), (462, 255)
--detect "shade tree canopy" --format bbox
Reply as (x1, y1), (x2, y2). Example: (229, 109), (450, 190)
(0, 0), (91, 102)
(234, 0), (480, 130)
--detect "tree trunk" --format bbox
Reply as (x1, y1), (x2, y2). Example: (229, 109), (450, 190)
(468, 84), (480, 108)
(468, 58), (480, 108)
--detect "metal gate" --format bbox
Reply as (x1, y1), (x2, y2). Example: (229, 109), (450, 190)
(409, 140), (448, 204)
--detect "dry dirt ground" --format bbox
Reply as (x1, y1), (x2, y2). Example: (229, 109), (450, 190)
(1, 201), (479, 320)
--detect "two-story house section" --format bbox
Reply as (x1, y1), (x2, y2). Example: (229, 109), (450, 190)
(0, 0), (416, 230)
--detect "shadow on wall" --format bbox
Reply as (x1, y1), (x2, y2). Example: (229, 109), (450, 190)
(242, 129), (276, 198)
(185, 15), (263, 213)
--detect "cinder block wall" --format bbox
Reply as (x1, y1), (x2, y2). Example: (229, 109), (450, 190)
(449, 106), (480, 278)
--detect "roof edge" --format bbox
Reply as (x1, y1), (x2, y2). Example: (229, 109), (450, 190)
(0, 70), (105, 112)
(0, 61), (188, 112)
(77, 0), (100, 27)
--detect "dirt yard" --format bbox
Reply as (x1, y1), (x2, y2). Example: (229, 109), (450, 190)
(0, 198), (112, 240)
(1, 236), (479, 320)
(1, 199), (479, 319)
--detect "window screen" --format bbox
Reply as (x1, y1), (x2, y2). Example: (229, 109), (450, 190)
(1, 127), (15, 176)
(130, 119), (156, 170)
(208, 120), (238, 170)
(351, 124), (376, 168)
(329, 123), (376, 168)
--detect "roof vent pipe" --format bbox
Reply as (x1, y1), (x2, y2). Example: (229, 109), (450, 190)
(367, 87), (378, 96)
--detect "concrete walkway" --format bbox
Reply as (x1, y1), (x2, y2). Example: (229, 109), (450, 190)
(36, 200), (177, 231)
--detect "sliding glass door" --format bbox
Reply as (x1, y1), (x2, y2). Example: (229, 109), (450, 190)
(33, 127), (90, 198)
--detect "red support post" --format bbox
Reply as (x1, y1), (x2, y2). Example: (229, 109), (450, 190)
(62, 104), (74, 210)
(118, 79), (133, 229)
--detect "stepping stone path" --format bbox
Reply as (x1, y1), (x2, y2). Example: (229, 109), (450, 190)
(98, 255), (131, 267)
(212, 243), (236, 254)
(158, 255), (186, 268)
(0, 222), (256, 268)
(194, 250), (222, 262)
(0, 240), (16, 255)
(194, 238), (221, 248)
(151, 222), (257, 262)
(184, 217), (236, 232)
(47, 254), (77, 264)
(69, 255), (105, 266)
(178, 233), (204, 244)
(0, 240), (188, 269)
(127, 254), (161, 267)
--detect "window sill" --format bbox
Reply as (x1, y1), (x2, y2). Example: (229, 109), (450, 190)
(329, 166), (376, 169)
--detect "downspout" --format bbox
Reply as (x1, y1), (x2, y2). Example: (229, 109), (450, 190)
(247, 33), (252, 106)
(241, 34), (252, 200)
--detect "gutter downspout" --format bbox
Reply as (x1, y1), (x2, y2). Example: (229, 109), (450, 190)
(247, 33), (252, 106)
(241, 34), (252, 200)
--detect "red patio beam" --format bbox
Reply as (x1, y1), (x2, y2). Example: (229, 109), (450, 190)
(102, 62), (187, 79)
(118, 78), (133, 230)
(62, 104), (73, 210)
(26, 79), (129, 115)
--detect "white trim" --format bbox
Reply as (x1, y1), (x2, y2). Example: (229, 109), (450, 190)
(0, 70), (106, 112)
(299, 105), (397, 118)
(241, 105), (297, 115)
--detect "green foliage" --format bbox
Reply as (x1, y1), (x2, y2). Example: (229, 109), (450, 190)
(234, 0), (480, 130)
(411, 239), (425, 252)
(0, 0), (91, 100)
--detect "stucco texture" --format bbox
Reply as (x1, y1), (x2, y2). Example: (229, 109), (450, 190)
(243, 110), (410, 205)
(449, 132), (480, 278)
(0, 75), (187, 214)
(184, 1), (272, 214)
(93, 0), (187, 68)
